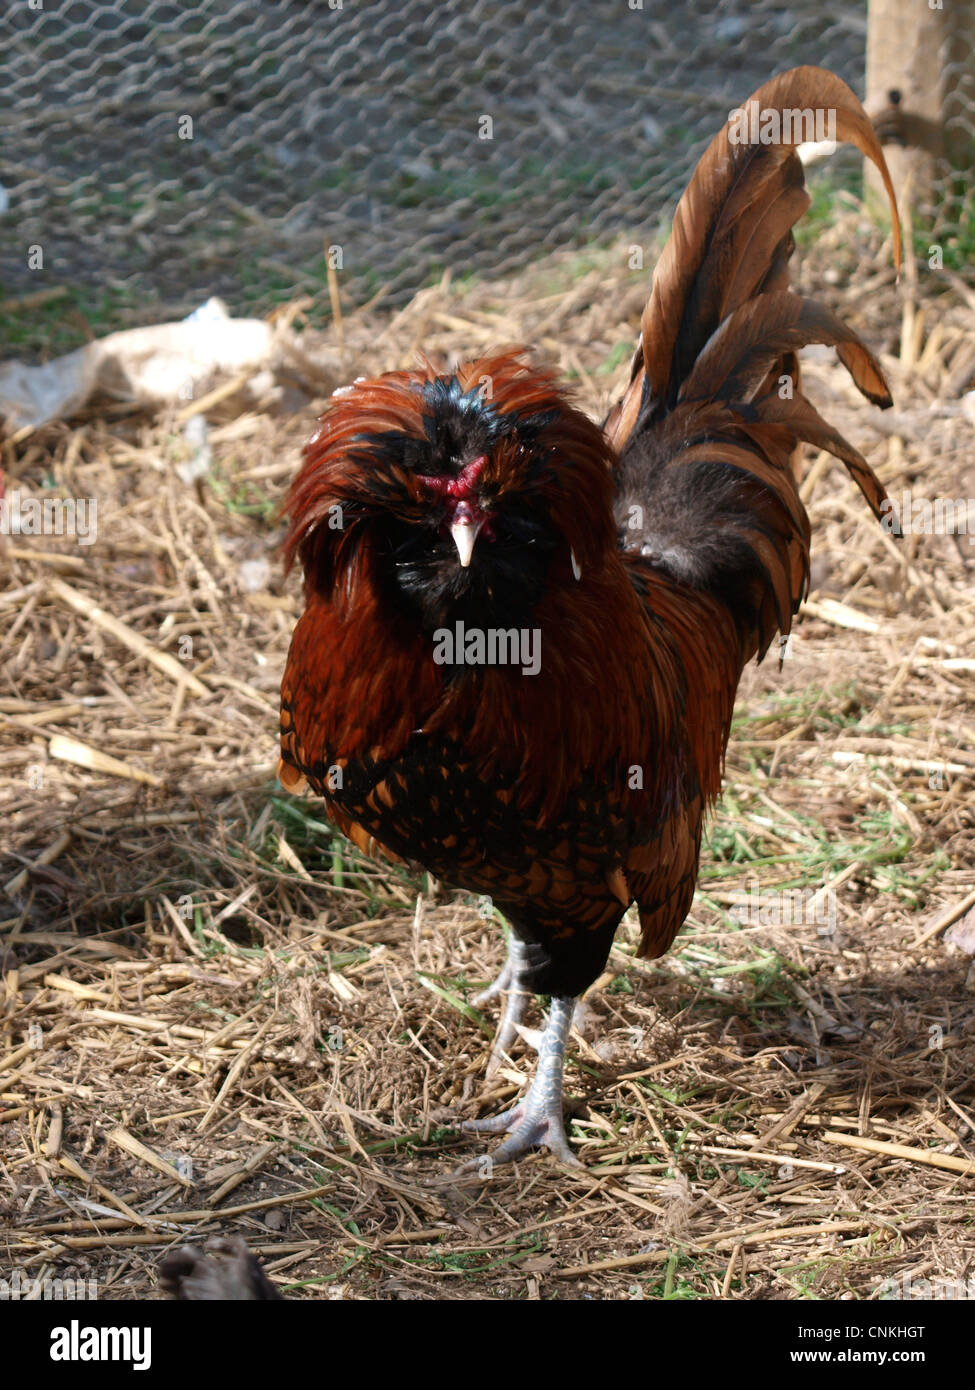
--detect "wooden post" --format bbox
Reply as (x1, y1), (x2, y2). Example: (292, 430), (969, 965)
(865, 0), (974, 211)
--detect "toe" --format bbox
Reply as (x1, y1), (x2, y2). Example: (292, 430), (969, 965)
(461, 1106), (522, 1136)
(461, 1105), (583, 1167)
(489, 1116), (583, 1168)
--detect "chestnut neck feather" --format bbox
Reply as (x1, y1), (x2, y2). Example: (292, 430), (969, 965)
(281, 350), (694, 819)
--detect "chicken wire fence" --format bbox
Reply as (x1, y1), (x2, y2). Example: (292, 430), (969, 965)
(1, 0), (973, 334)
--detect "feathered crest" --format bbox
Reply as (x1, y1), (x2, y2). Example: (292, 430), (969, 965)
(283, 349), (617, 595)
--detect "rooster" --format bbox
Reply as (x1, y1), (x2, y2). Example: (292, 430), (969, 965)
(278, 68), (901, 1167)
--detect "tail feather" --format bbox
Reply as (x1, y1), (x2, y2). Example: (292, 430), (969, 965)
(609, 66), (900, 660)
(751, 391), (893, 524)
(627, 424), (810, 650)
(677, 153), (808, 375)
(607, 65), (901, 446)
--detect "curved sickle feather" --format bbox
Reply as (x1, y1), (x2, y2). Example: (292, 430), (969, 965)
(606, 65), (901, 453)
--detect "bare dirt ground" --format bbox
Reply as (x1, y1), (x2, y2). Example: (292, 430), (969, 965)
(2, 209), (975, 1300)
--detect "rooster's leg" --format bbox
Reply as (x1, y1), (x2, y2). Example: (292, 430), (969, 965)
(461, 995), (580, 1167)
(473, 934), (531, 1079)
(472, 932), (528, 1006)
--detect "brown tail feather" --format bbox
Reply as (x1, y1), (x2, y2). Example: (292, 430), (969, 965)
(608, 66), (899, 661)
(679, 291), (891, 410)
(752, 389), (893, 524)
(606, 65), (901, 452)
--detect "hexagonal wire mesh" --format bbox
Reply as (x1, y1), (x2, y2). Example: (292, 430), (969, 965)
(0, 0), (972, 334)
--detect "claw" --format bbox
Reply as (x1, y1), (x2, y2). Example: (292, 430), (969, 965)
(460, 1102), (582, 1168)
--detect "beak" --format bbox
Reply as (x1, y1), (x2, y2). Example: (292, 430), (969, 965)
(450, 517), (482, 568)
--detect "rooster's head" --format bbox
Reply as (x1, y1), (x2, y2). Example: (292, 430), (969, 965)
(283, 350), (616, 630)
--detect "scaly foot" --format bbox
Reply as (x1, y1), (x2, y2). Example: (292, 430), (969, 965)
(460, 995), (581, 1168)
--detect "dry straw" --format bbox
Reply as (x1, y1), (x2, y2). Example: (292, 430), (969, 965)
(2, 212), (974, 1299)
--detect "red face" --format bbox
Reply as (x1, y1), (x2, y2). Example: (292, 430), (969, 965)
(416, 454), (495, 567)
